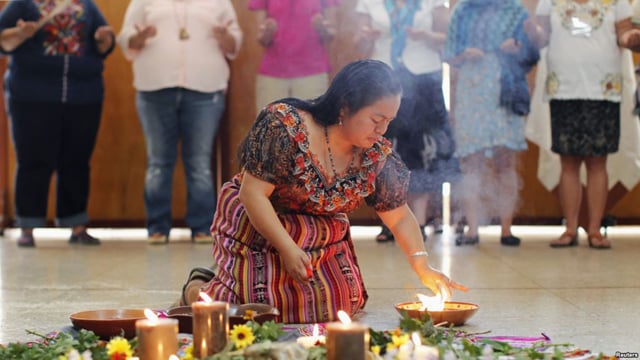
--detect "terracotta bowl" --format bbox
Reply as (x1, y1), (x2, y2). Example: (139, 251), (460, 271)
(394, 301), (479, 326)
(167, 303), (280, 334)
(70, 309), (147, 339)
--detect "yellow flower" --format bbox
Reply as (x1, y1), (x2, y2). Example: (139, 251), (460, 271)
(229, 324), (256, 349)
(243, 309), (256, 320)
(371, 345), (381, 355)
(386, 333), (410, 351)
(181, 344), (194, 360)
(106, 337), (133, 358)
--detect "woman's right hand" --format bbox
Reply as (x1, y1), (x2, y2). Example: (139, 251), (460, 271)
(257, 18), (277, 47)
(128, 24), (156, 50)
(462, 47), (484, 61)
(280, 243), (312, 283)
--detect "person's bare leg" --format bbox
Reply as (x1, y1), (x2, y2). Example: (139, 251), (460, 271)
(458, 153), (484, 238)
(584, 155), (610, 247)
(551, 155), (582, 245)
(492, 148), (519, 237)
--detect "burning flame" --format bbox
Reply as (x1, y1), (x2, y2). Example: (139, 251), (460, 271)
(199, 291), (214, 303)
(412, 332), (422, 347)
(337, 310), (351, 324)
(417, 293), (445, 311)
(143, 308), (159, 322)
(169, 356), (180, 360)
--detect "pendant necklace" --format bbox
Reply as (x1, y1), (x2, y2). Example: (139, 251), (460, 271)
(173, 0), (189, 41)
(324, 126), (356, 180)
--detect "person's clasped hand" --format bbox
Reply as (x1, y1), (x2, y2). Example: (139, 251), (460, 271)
(16, 19), (37, 40)
(130, 24), (156, 50)
(94, 25), (113, 51)
(311, 13), (335, 42)
(257, 18), (277, 47)
(500, 38), (521, 54)
(462, 47), (484, 61)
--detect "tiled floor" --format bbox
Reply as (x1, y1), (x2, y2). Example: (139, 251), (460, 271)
(1, 225), (638, 355)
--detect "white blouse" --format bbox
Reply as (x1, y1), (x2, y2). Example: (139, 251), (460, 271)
(117, 0), (243, 93)
(536, 0), (631, 102)
(355, 0), (447, 74)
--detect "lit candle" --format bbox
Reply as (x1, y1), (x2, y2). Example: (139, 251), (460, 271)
(135, 309), (179, 360)
(325, 311), (369, 360)
(442, 182), (451, 230)
(296, 324), (326, 349)
(192, 292), (229, 358)
(412, 332), (439, 360)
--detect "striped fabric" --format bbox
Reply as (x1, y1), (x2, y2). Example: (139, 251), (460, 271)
(202, 175), (368, 324)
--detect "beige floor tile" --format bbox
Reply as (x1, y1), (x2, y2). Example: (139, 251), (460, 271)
(1, 226), (639, 355)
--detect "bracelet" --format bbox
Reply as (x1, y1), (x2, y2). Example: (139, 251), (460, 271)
(410, 251), (429, 258)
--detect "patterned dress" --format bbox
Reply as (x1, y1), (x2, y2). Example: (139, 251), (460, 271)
(202, 103), (410, 323)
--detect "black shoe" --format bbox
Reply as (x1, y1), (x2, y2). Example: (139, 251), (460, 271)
(500, 235), (521, 246)
(69, 231), (100, 245)
(181, 267), (216, 305)
(17, 234), (35, 248)
(455, 234), (479, 246)
(375, 225), (394, 243)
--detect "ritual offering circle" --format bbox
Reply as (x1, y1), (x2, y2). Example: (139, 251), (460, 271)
(394, 301), (479, 326)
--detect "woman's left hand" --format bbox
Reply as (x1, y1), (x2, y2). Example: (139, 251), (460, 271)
(500, 38), (521, 54)
(94, 25), (113, 54)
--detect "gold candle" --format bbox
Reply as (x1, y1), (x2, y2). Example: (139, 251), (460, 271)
(192, 300), (229, 358)
(326, 311), (369, 360)
(135, 317), (178, 360)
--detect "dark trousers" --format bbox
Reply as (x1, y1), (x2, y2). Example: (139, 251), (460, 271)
(9, 99), (101, 227)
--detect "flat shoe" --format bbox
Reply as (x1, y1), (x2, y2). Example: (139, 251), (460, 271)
(192, 233), (213, 244)
(500, 235), (521, 247)
(550, 232), (577, 248)
(69, 231), (100, 245)
(375, 225), (394, 243)
(148, 233), (169, 245)
(180, 267), (216, 305)
(455, 234), (479, 246)
(17, 234), (35, 248)
(588, 233), (611, 250)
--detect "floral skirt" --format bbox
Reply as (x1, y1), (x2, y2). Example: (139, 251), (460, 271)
(201, 177), (368, 323)
(550, 99), (620, 156)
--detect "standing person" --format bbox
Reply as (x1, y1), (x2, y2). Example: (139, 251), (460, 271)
(177, 60), (467, 323)
(528, 0), (640, 249)
(250, 0), (337, 113)
(0, 0), (116, 248)
(117, 0), (242, 244)
(355, 0), (460, 242)
(443, 0), (540, 247)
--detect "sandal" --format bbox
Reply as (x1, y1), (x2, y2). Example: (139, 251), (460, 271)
(550, 232), (578, 248)
(180, 267), (216, 305)
(375, 225), (394, 243)
(588, 232), (611, 250)
(455, 233), (479, 246)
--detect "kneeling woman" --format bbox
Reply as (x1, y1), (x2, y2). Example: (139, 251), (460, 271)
(179, 59), (466, 323)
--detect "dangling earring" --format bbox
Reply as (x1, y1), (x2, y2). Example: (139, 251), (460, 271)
(338, 118), (343, 126)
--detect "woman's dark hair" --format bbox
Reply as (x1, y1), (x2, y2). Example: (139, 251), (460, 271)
(281, 59), (402, 126)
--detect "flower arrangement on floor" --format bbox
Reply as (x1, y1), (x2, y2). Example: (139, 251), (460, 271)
(0, 314), (608, 360)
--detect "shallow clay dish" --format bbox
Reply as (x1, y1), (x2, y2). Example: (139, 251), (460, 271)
(394, 301), (479, 326)
(70, 309), (147, 339)
(167, 303), (280, 333)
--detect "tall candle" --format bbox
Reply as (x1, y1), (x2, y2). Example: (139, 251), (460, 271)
(326, 311), (369, 360)
(192, 300), (229, 358)
(135, 317), (178, 360)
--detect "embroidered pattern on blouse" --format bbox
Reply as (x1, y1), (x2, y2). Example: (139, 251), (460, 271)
(36, 0), (85, 56)
(601, 73), (622, 98)
(552, 0), (616, 33)
(270, 103), (392, 214)
(545, 71), (560, 97)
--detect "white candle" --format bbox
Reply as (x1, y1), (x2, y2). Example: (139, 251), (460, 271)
(326, 311), (369, 360)
(442, 182), (451, 230)
(192, 296), (229, 358)
(296, 324), (326, 348)
(135, 310), (178, 360)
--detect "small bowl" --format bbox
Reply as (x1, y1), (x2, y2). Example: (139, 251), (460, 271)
(167, 303), (280, 334)
(70, 309), (147, 339)
(394, 301), (479, 326)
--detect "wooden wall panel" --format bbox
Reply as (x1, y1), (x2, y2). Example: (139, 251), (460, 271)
(1, 0), (639, 227)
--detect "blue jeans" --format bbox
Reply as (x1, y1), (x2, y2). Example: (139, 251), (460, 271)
(136, 88), (224, 236)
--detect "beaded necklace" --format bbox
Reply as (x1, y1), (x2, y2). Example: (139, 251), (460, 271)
(324, 126), (356, 179)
